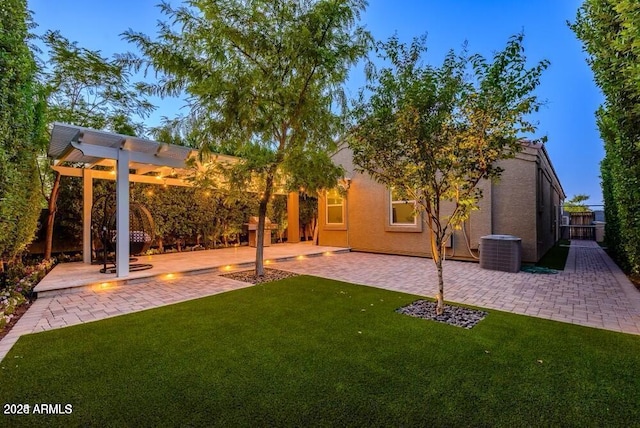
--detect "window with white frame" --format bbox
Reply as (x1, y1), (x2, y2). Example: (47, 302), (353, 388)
(390, 188), (417, 225)
(326, 189), (344, 225)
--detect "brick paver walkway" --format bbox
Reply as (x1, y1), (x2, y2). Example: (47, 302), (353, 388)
(279, 241), (640, 334)
(2, 240), (640, 361)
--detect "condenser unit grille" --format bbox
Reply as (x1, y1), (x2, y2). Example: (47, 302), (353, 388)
(479, 235), (522, 273)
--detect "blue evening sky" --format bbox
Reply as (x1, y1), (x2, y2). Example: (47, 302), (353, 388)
(28, 0), (603, 205)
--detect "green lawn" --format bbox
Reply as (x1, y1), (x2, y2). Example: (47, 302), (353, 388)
(536, 239), (571, 270)
(2, 276), (640, 426)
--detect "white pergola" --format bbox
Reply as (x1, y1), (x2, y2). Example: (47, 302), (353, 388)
(48, 123), (300, 278)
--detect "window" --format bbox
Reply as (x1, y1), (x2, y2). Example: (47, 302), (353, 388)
(390, 189), (417, 226)
(326, 189), (344, 225)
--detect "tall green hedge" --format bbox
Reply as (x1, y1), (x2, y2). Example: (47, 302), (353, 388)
(0, 0), (44, 262)
(572, 0), (640, 274)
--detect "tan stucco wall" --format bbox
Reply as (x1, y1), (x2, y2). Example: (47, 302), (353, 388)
(319, 174), (496, 260)
(319, 174), (491, 260)
(319, 143), (565, 264)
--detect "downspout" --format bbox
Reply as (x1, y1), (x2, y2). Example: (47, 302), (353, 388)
(346, 193), (350, 249)
(341, 177), (351, 250)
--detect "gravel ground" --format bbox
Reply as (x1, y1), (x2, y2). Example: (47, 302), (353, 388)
(220, 268), (300, 284)
(396, 299), (488, 329)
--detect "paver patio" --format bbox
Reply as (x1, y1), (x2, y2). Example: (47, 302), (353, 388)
(2, 240), (640, 362)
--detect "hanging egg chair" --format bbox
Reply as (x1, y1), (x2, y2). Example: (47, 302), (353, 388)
(91, 194), (155, 273)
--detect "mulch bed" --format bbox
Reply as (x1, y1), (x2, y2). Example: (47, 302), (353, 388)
(220, 268), (300, 284)
(0, 300), (32, 341)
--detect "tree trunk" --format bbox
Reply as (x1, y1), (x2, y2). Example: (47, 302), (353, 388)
(255, 198), (268, 276)
(44, 172), (62, 260)
(255, 170), (276, 277)
(428, 224), (445, 315)
(435, 252), (445, 315)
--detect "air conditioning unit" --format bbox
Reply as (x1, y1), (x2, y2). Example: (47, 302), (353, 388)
(479, 235), (522, 273)
(562, 216), (570, 226)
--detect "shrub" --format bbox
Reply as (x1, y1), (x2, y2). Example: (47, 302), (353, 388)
(0, 258), (55, 331)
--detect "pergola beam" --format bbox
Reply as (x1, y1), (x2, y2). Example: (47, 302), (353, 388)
(71, 139), (188, 169)
(52, 165), (192, 187)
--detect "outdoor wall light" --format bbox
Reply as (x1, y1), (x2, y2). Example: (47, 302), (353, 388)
(338, 177), (352, 191)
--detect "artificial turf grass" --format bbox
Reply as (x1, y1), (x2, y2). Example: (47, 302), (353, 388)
(1, 276), (639, 426)
(536, 239), (571, 270)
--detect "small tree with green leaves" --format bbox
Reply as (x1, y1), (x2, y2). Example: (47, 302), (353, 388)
(350, 34), (548, 314)
(124, 0), (370, 275)
(563, 194), (591, 213)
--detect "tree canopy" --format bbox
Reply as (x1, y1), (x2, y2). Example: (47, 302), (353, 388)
(39, 30), (155, 133)
(125, 0), (371, 275)
(36, 30), (155, 259)
(349, 34), (548, 313)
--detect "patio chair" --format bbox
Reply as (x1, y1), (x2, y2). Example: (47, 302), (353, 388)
(91, 195), (155, 274)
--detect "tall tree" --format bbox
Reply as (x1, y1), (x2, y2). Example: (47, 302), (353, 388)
(0, 0), (46, 273)
(37, 30), (155, 259)
(124, 0), (370, 276)
(570, 0), (640, 274)
(350, 34), (548, 314)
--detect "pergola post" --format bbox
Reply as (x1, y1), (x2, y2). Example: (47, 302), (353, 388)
(115, 149), (130, 277)
(82, 169), (93, 264)
(287, 192), (300, 244)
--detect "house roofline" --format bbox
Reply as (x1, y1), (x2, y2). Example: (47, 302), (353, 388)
(519, 140), (566, 201)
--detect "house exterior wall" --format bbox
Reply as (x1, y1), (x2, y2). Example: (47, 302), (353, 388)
(319, 143), (565, 263)
(491, 150), (539, 262)
(535, 145), (565, 258)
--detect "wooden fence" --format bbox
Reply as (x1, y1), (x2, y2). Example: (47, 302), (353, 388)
(561, 211), (596, 240)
